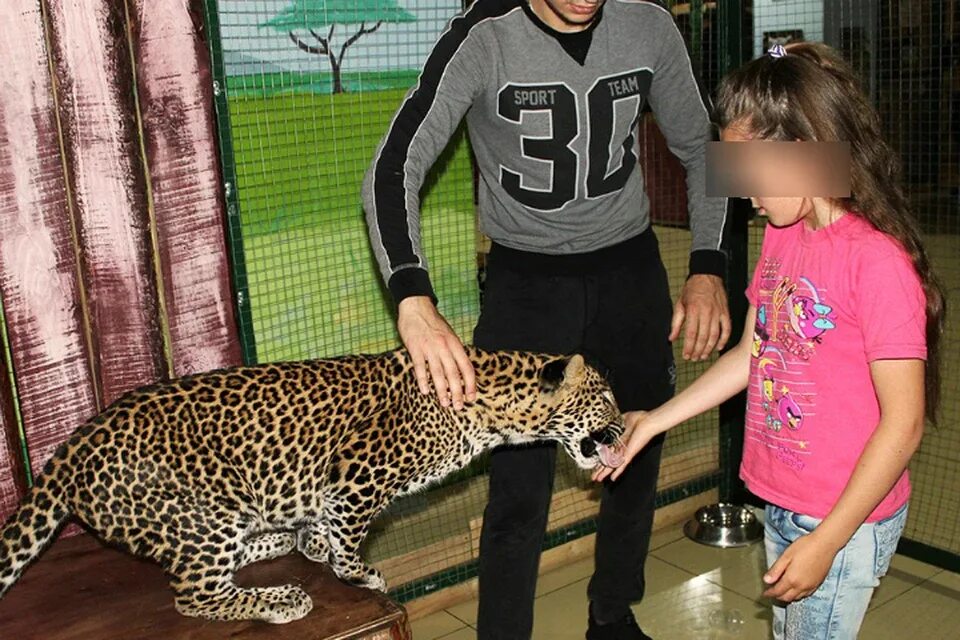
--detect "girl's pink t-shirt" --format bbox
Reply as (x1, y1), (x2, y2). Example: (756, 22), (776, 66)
(743, 213), (927, 522)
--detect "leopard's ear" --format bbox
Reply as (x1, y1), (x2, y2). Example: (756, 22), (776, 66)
(562, 354), (586, 387)
(539, 359), (567, 393)
(539, 355), (585, 393)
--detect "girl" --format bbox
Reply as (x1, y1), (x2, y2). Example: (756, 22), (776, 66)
(595, 42), (945, 639)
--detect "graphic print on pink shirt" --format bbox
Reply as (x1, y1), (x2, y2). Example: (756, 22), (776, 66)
(749, 269), (836, 470)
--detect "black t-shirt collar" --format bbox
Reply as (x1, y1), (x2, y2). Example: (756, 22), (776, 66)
(522, 1), (603, 66)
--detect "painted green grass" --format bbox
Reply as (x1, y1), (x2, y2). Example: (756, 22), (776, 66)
(228, 89), (479, 361)
(226, 70), (421, 98)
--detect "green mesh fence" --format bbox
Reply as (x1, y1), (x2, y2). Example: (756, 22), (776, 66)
(736, 0), (960, 571)
(209, 0), (478, 363)
(204, 0), (482, 599)
(875, 0), (959, 569)
(200, 0), (960, 603)
(202, 0), (729, 603)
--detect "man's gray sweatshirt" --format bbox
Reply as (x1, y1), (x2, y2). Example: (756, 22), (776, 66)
(363, 0), (727, 303)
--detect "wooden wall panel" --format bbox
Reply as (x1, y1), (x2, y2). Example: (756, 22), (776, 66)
(128, 0), (242, 375)
(1, 0), (244, 526)
(0, 0), (99, 509)
(0, 339), (27, 520)
(44, 0), (167, 403)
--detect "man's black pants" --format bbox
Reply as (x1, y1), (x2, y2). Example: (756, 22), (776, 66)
(473, 229), (676, 640)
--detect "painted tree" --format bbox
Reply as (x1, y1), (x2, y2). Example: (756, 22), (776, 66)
(263, 0), (416, 94)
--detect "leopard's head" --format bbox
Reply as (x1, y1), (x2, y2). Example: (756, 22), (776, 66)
(535, 355), (625, 470)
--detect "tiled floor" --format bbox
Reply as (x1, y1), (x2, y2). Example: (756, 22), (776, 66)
(411, 520), (960, 639)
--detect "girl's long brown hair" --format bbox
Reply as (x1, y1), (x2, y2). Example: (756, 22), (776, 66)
(715, 42), (945, 421)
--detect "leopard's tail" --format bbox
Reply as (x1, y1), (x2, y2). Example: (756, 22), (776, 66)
(0, 473), (70, 598)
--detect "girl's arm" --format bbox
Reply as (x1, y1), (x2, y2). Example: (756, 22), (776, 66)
(762, 358), (925, 602)
(593, 305), (758, 482)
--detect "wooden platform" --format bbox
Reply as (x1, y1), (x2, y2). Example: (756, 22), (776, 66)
(0, 534), (411, 640)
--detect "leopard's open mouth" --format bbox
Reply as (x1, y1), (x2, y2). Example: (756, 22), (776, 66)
(579, 425), (625, 468)
(595, 442), (625, 468)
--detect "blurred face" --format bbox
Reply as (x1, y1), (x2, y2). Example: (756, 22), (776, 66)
(529, 0), (605, 32)
(719, 125), (814, 228)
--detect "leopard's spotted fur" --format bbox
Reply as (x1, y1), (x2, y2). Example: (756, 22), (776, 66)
(0, 347), (623, 623)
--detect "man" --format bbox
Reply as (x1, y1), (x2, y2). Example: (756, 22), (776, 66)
(363, 1), (730, 637)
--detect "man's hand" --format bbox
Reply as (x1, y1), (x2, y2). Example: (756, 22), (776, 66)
(397, 296), (476, 410)
(592, 410), (655, 483)
(670, 274), (731, 361)
(762, 533), (839, 603)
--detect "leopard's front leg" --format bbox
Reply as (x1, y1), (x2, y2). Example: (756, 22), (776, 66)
(323, 496), (386, 591)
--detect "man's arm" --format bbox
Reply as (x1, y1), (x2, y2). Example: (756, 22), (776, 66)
(362, 7), (489, 407)
(644, 4), (731, 360)
(362, 11), (486, 303)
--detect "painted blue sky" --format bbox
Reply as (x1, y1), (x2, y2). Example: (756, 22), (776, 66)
(218, 0), (462, 75)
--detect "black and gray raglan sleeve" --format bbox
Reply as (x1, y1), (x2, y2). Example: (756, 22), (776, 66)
(645, 5), (727, 279)
(362, 7), (488, 305)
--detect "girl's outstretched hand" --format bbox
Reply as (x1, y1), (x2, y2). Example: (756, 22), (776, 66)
(592, 410), (655, 482)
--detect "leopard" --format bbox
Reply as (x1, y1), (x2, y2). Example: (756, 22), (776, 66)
(0, 347), (625, 624)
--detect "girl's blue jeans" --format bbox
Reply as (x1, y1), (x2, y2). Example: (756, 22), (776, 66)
(764, 502), (908, 640)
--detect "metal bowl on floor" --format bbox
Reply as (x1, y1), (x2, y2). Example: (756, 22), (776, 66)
(683, 503), (762, 548)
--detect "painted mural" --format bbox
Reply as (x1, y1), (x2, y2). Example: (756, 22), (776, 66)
(216, 0), (479, 363)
